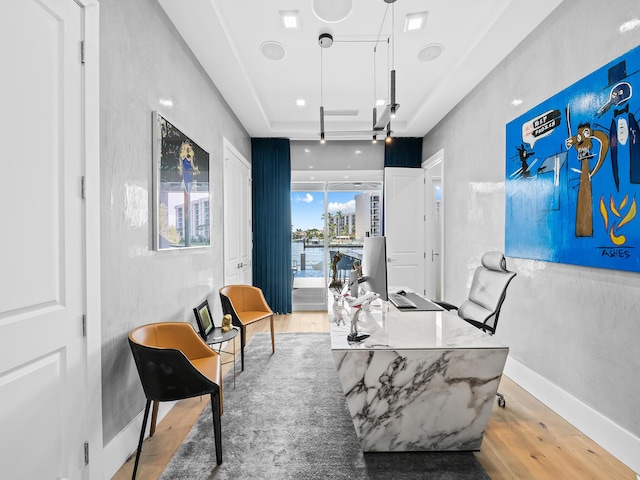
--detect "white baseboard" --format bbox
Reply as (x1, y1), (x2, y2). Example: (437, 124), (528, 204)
(504, 356), (640, 476)
(103, 401), (176, 479)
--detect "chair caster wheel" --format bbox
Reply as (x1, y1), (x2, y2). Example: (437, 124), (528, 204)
(497, 393), (506, 408)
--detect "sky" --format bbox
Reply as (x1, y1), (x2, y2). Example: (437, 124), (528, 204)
(291, 191), (361, 231)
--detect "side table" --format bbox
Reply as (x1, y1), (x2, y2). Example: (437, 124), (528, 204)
(207, 326), (239, 388)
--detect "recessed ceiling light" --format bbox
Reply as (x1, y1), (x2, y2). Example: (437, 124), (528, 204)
(304, 148), (311, 153)
(511, 98), (523, 107)
(296, 98), (306, 107)
(279, 10), (300, 29)
(159, 98), (173, 108)
(404, 12), (428, 32)
(355, 150), (362, 154)
(376, 99), (386, 106)
(417, 43), (443, 62)
(619, 18), (640, 33)
(312, 0), (353, 23)
(260, 41), (286, 60)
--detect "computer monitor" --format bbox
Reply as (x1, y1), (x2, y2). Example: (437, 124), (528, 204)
(361, 236), (388, 302)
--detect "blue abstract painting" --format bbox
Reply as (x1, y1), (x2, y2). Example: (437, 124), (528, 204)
(506, 45), (640, 272)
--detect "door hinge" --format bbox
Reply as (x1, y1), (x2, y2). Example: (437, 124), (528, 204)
(81, 176), (86, 199)
(80, 41), (86, 64)
(82, 313), (87, 337)
(84, 442), (89, 465)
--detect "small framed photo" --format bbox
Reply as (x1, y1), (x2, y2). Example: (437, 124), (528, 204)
(193, 300), (214, 340)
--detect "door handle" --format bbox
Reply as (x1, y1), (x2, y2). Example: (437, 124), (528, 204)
(387, 258), (396, 262)
(431, 250), (440, 261)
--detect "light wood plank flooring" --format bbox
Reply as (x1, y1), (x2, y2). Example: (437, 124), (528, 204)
(112, 312), (636, 480)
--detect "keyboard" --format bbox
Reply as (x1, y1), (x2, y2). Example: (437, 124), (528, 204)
(388, 293), (417, 309)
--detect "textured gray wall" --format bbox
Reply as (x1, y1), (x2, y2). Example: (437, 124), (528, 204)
(423, 0), (640, 438)
(291, 140), (384, 171)
(99, 0), (249, 444)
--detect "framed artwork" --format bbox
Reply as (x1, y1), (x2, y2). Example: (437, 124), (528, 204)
(193, 299), (214, 340)
(505, 45), (640, 272)
(153, 111), (210, 250)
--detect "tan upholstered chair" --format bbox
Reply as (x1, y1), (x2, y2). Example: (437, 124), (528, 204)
(219, 285), (274, 371)
(128, 322), (223, 479)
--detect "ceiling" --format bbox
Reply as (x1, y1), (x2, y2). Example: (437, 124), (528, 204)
(158, 0), (563, 141)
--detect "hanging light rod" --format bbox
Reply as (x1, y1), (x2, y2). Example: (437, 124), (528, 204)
(372, 107), (378, 143)
(319, 37), (326, 143)
(385, 123), (392, 143)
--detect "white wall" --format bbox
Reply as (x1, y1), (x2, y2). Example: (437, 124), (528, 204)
(291, 140), (384, 172)
(423, 0), (640, 472)
(99, 0), (250, 467)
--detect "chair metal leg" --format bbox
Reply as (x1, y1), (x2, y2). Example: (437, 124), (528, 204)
(270, 316), (275, 354)
(132, 399), (152, 480)
(210, 392), (223, 465)
(240, 326), (246, 371)
(149, 400), (159, 437)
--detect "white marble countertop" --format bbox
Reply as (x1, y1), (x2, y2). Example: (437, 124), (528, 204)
(329, 296), (508, 351)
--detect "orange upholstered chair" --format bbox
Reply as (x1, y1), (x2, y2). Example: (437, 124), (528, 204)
(128, 322), (223, 479)
(219, 285), (274, 371)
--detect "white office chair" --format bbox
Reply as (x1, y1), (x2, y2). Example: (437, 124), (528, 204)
(437, 251), (516, 334)
(436, 251), (516, 406)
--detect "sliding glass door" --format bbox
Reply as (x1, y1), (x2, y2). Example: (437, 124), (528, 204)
(291, 180), (383, 311)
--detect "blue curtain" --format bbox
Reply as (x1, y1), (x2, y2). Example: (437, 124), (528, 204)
(384, 137), (423, 168)
(251, 138), (292, 313)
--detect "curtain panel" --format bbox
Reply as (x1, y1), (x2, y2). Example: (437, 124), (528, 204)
(251, 138), (292, 313)
(384, 137), (424, 168)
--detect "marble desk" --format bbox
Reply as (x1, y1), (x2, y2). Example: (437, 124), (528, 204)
(329, 295), (508, 452)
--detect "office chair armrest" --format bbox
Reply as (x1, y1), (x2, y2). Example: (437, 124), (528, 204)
(433, 300), (458, 311)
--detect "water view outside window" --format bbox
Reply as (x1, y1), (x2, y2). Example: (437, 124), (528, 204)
(291, 190), (382, 282)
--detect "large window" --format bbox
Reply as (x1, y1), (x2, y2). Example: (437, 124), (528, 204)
(291, 181), (382, 310)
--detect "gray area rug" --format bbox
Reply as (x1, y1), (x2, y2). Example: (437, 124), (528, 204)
(159, 333), (491, 480)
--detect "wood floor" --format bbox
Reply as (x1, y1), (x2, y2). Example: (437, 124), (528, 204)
(112, 311), (636, 480)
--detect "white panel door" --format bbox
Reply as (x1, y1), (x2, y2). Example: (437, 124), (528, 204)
(424, 167), (437, 299)
(224, 141), (252, 285)
(0, 1), (86, 479)
(384, 167), (426, 294)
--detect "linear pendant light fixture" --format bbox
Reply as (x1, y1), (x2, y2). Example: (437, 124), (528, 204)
(318, 0), (398, 142)
(372, 45), (378, 143)
(389, 0), (397, 122)
(318, 33), (332, 143)
(373, 0), (398, 133)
